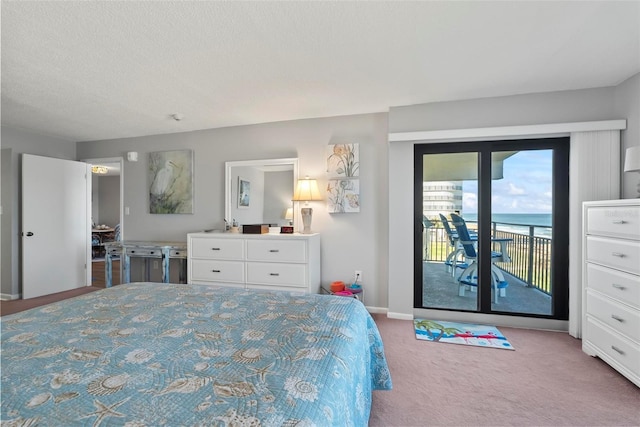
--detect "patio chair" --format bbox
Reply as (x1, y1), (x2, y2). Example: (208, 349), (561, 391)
(439, 214), (467, 275)
(449, 213), (508, 304)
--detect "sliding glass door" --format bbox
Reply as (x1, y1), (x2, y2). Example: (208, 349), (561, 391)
(414, 138), (569, 319)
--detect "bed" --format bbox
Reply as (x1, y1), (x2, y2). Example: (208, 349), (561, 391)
(1, 282), (392, 426)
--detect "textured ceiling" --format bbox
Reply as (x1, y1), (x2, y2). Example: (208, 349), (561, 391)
(1, 1), (639, 142)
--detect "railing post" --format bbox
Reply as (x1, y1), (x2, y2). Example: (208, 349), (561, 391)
(527, 225), (534, 287)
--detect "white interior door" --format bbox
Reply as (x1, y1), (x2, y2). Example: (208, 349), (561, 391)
(22, 154), (91, 298)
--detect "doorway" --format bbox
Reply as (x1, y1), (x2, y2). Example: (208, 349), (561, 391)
(83, 157), (124, 287)
(414, 138), (569, 320)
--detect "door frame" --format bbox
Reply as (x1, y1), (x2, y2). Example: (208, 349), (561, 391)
(82, 157), (124, 241)
(413, 138), (570, 320)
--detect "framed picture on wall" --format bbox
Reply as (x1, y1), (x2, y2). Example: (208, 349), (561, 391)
(148, 149), (194, 214)
(238, 177), (250, 208)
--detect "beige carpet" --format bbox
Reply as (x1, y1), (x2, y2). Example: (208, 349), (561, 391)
(369, 314), (640, 426)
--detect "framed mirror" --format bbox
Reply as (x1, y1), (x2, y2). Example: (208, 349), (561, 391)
(225, 158), (299, 229)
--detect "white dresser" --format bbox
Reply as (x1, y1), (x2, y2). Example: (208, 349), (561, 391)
(187, 232), (321, 293)
(582, 200), (640, 387)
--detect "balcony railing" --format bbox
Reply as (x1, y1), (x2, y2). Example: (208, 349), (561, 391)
(423, 220), (552, 295)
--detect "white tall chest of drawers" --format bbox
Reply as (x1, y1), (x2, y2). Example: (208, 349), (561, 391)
(187, 232), (321, 293)
(582, 200), (640, 387)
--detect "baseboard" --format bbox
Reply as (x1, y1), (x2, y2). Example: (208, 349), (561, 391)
(365, 306), (388, 314)
(387, 311), (414, 320)
(1, 292), (21, 301)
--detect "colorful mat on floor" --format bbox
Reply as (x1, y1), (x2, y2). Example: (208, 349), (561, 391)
(414, 319), (514, 350)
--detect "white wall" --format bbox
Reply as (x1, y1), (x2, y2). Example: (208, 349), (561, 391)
(76, 113), (390, 310)
(387, 85), (638, 320)
(0, 127), (77, 297)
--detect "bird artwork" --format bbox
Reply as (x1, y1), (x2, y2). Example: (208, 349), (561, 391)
(148, 150), (193, 214)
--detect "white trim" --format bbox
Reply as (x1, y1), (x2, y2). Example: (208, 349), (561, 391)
(1, 292), (21, 300)
(365, 306), (388, 315)
(387, 311), (414, 320)
(389, 120), (627, 143)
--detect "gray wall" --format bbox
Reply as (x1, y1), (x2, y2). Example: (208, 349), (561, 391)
(97, 175), (121, 227)
(614, 73), (640, 199)
(264, 170), (292, 226)
(76, 113), (391, 309)
(0, 127), (77, 297)
(387, 81), (639, 318)
(1, 149), (13, 297)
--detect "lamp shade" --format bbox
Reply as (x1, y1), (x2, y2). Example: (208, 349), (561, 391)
(292, 177), (323, 202)
(284, 207), (294, 220)
(624, 146), (640, 172)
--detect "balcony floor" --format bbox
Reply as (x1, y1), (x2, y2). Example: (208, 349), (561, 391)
(422, 261), (552, 315)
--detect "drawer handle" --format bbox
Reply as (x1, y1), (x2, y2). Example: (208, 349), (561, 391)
(612, 283), (626, 290)
(269, 249), (280, 253)
(174, 252), (180, 255)
(611, 220), (626, 224)
(611, 252), (626, 258)
(269, 273), (280, 276)
(211, 248), (221, 251)
(611, 345), (625, 355)
(212, 269), (221, 273)
(611, 314), (624, 322)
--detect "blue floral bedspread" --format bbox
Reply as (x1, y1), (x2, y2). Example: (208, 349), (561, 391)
(1, 283), (391, 426)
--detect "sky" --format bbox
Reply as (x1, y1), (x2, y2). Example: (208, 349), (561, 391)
(462, 149), (553, 214)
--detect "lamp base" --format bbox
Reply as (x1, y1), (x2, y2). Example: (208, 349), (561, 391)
(300, 207), (313, 234)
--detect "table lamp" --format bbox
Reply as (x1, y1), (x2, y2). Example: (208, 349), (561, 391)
(291, 176), (323, 233)
(284, 207), (294, 225)
(624, 146), (640, 198)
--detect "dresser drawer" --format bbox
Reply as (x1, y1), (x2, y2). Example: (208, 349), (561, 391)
(586, 236), (640, 275)
(586, 263), (640, 308)
(190, 259), (245, 283)
(586, 206), (640, 240)
(584, 317), (640, 377)
(246, 240), (306, 263)
(246, 262), (306, 287)
(586, 291), (640, 342)
(190, 238), (244, 260)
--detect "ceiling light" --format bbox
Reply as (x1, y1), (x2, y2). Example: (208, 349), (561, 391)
(92, 165), (108, 174)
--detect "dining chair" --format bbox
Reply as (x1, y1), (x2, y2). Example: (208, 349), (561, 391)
(449, 213), (508, 303)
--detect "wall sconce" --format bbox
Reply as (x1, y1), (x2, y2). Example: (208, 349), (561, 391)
(91, 165), (108, 174)
(623, 146), (640, 198)
(291, 176), (323, 234)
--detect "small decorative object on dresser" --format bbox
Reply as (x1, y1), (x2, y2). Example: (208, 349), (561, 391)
(582, 199), (640, 387)
(187, 232), (321, 293)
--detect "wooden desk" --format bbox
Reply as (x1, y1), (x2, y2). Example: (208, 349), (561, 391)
(104, 241), (187, 287)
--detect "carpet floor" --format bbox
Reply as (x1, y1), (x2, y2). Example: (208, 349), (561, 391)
(370, 313), (640, 426)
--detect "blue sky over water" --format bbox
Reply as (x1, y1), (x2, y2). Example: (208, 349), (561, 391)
(463, 150), (553, 214)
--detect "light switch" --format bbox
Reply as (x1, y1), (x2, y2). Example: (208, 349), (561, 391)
(125, 207), (130, 215)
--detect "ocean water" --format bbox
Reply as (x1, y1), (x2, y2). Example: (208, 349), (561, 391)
(462, 213), (552, 237)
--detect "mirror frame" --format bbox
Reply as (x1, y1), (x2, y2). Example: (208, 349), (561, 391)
(224, 158), (299, 229)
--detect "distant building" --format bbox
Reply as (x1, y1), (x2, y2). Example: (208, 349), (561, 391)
(422, 181), (462, 219)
